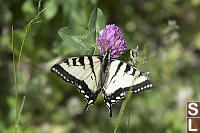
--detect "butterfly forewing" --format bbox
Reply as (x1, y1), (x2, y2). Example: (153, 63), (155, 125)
(103, 59), (153, 106)
(51, 56), (103, 110)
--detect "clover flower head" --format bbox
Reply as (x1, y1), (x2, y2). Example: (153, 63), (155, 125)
(96, 24), (127, 58)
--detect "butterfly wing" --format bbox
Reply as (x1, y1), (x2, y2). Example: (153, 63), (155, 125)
(103, 59), (153, 116)
(51, 56), (103, 111)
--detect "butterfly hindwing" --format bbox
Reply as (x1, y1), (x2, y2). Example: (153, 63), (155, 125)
(51, 56), (102, 111)
(103, 59), (153, 116)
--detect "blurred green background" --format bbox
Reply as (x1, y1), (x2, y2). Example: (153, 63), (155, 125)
(1, 0), (200, 133)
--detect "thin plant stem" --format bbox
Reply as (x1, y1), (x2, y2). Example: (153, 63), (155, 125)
(126, 98), (132, 133)
(114, 74), (139, 133)
(114, 86), (133, 133)
(38, 0), (42, 12)
(12, 26), (18, 133)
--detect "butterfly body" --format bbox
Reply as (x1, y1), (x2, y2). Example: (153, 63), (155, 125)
(51, 53), (153, 117)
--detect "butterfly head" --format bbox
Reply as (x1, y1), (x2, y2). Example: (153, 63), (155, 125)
(102, 51), (111, 73)
(103, 51), (111, 60)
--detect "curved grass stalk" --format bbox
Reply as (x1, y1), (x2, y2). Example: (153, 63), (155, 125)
(13, 1), (45, 132)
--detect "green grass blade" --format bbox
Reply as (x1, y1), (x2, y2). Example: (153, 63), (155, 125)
(12, 26), (17, 98)
(12, 25), (19, 133)
(16, 96), (26, 126)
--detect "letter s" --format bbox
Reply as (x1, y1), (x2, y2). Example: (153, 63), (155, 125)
(188, 103), (198, 116)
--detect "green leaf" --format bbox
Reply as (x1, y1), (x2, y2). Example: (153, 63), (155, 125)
(88, 8), (105, 43)
(44, 0), (58, 20)
(83, 47), (95, 55)
(191, 0), (200, 6)
(118, 49), (131, 62)
(93, 47), (100, 55)
(61, 0), (88, 26)
(0, 32), (10, 52)
(194, 32), (200, 50)
(3, 7), (12, 23)
(53, 40), (76, 55)
(21, 0), (36, 15)
(59, 26), (89, 42)
(58, 26), (95, 54)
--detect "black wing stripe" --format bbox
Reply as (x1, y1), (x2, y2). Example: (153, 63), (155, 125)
(124, 64), (131, 73)
(51, 64), (88, 89)
(104, 79), (153, 104)
(109, 62), (123, 83)
(79, 56), (85, 66)
(64, 59), (69, 65)
(125, 79), (153, 93)
(115, 62), (124, 75)
(72, 58), (77, 66)
(88, 56), (97, 82)
(97, 56), (103, 63)
(131, 67), (136, 76)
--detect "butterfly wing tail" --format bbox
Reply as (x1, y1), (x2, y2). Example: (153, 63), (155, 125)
(84, 102), (90, 113)
(109, 105), (112, 117)
(104, 99), (113, 117)
(83, 93), (98, 113)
